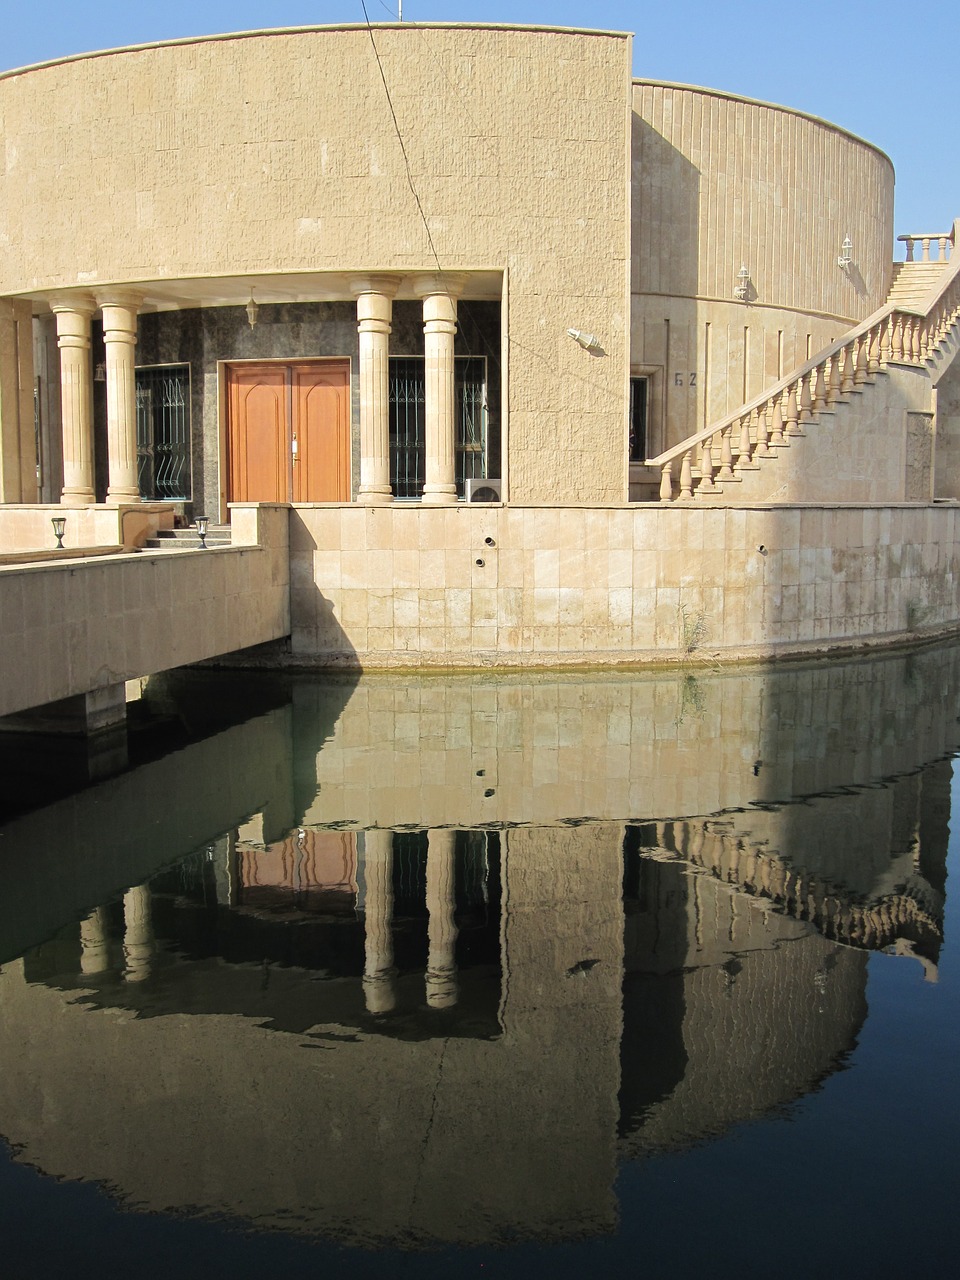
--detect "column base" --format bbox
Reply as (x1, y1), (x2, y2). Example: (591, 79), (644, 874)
(61, 488), (95, 504)
(358, 486), (394, 506)
(105, 488), (141, 505)
(421, 486), (459, 505)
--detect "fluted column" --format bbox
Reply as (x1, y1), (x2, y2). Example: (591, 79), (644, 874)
(123, 883), (153, 983)
(362, 829), (397, 1014)
(414, 274), (466, 504)
(425, 829), (459, 1009)
(352, 275), (398, 505)
(52, 296), (97, 503)
(98, 291), (142, 504)
(79, 906), (110, 976)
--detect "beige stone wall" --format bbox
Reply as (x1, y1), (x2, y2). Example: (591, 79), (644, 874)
(0, 503), (288, 717)
(0, 26), (632, 504)
(631, 81), (895, 452)
(286, 501), (960, 669)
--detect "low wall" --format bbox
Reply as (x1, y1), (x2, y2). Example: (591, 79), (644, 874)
(287, 501), (960, 668)
(0, 504), (289, 718)
(0, 502), (174, 552)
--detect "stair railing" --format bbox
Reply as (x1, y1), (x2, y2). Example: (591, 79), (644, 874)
(897, 228), (955, 263)
(649, 219), (960, 502)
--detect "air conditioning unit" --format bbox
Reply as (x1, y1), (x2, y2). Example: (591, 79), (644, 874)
(465, 478), (503, 503)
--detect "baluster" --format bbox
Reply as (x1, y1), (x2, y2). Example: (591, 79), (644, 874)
(840, 342), (856, 393)
(826, 350), (842, 404)
(799, 370), (814, 423)
(813, 361), (828, 411)
(679, 450), (694, 499)
(755, 403), (771, 456)
(910, 316), (921, 364)
(867, 324), (881, 374)
(718, 427), (735, 482)
(938, 236), (948, 263)
(892, 313), (905, 362)
(905, 239), (915, 262)
(922, 236), (931, 263)
(699, 436), (716, 491)
(736, 414), (757, 472)
(770, 393), (786, 446)
(785, 382), (802, 435)
(854, 336), (868, 386)
(659, 462), (674, 501)
(880, 315), (894, 364)
(918, 321), (929, 362)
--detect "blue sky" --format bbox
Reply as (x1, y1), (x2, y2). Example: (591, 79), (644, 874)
(2, 2), (953, 244)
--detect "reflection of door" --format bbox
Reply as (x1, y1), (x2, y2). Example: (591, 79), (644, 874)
(226, 360), (350, 503)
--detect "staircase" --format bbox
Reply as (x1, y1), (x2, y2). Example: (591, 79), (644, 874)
(647, 223), (960, 503)
(141, 524), (232, 551)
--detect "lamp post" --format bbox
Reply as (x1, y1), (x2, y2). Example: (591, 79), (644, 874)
(195, 515), (209, 549)
(51, 515), (66, 549)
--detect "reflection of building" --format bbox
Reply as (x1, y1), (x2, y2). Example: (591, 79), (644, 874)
(0, 651), (955, 1246)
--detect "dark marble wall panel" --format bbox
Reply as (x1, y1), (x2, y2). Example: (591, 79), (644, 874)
(137, 298), (501, 516)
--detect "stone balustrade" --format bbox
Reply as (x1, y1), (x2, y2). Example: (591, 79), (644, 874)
(898, 229), (955, 262)
(651, 220), (960, 503)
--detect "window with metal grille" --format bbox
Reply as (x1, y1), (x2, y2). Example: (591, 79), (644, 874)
(389, 356), (487, 499)
(135, 364), (191, 500)
(629, 376), (648, 462)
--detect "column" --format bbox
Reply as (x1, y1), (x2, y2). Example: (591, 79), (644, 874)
(79, 907), (110, 977)
(123, 883), (154, 983)
(425, 829), (459, 1009)
(0, 298), (37, 503)
(362, 829), (397, 1014)
(51, 295), (97, 503)
(414, 273), (466, 504)
(98, 290), (142, 504)
(351, 275), (398, 505)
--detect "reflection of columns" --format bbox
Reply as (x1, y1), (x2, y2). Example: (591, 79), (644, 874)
(52, 296), (97, 503)
(426, 829), (459, 1009)
(123, 883), (153, 983)
(352, 275), (398, 505)
(79, 906), (110, 976)
(414, 274), (466, 504)
(98, 291), (142, 504)
(362, 829), (396, 1014)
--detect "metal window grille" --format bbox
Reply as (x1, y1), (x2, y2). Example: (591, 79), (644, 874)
(135, 364), (191, 500)
(629, 376), (648, 462)
(389, 356), (487, 499)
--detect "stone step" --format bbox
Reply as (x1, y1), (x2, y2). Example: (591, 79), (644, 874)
(141, 526), (232, 551)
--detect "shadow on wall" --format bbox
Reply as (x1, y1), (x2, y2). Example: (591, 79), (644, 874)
(631, 114), (702, 458)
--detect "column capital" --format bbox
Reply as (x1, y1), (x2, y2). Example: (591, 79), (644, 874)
(49, 292), (97, 319)
(411, 271), (468, 301)
(95, 288), (144, 311)
(349, 273), (400, 299)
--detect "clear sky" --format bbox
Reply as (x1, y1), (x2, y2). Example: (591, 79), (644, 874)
(2, 2), (953, 247)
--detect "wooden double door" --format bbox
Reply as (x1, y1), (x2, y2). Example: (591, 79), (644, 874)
(226, 360), (350, 504)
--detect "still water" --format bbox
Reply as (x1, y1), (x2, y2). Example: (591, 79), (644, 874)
(1, 646), (959, 1277)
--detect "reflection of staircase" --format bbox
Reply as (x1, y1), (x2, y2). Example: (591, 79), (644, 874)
(141, 525), (232, 551)
(647, 223), (960, 502)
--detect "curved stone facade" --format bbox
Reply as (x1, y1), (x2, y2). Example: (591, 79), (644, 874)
(631, 81), (895, 454)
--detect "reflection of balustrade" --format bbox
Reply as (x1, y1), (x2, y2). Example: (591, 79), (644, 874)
(652, 220), (960, 502)
(646, 819), (943, 965)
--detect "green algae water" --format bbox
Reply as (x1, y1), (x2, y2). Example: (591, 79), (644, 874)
(0, 647), (958, 1277)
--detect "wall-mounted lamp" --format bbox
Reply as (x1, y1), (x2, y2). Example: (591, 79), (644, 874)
(245, 294), (259, 328)
(51, 515), (66, 549)
(734, 265), (751, 301)
(195, 515), (209, 549)
(567, 327), (601, 351)
(838, 236), (854, 269)
(94, 362), (106, 382)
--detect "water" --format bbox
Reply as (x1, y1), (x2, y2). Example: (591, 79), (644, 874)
(1, 647), (959, 1277)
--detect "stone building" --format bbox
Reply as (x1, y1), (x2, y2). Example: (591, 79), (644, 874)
(1, 22), (960, 692)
